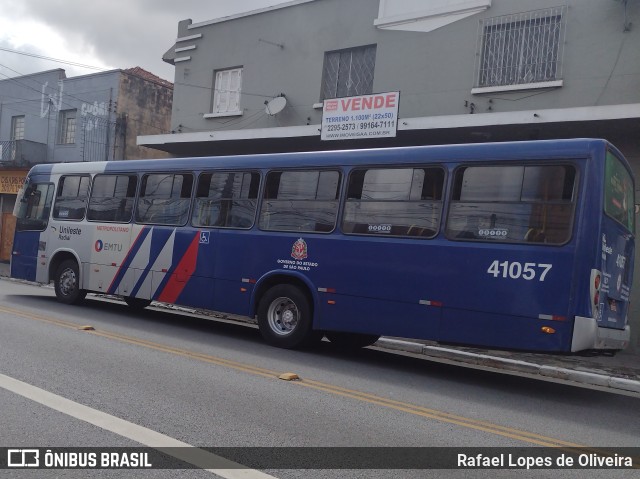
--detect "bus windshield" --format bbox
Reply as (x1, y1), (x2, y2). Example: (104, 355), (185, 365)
(604, 151), (635, 233)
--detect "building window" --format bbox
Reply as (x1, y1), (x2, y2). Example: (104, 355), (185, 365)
(475, 6), (567, 89)
(11, 116), (25, 140)
(321, 45), (376, 100)
(58, 109), (77, 144)
(211, 67), (242, 115)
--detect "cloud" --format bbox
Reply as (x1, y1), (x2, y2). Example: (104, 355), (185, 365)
(0, 0), (284, 81)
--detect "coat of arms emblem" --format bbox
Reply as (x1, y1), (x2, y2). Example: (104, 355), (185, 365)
(291, 238), (308, 260)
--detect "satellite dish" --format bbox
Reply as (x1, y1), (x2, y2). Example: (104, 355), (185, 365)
(265, 96), (287, 115)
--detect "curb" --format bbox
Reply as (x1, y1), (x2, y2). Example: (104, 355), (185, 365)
(376, 338), (640, 395)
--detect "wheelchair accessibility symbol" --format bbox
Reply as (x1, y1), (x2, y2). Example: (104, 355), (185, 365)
(199, 231), (210, 244)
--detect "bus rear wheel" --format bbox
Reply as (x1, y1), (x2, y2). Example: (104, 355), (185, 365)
(54, 259), (86, 305)
(325, 332), (380, 349)
(257, 285), (320, 349)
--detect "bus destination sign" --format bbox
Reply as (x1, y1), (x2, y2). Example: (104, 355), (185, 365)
(321, 92), (399, 141)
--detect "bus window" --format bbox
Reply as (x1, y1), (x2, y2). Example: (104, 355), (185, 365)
(604, 151), (635, 233)
(135, 173), (193, 226)
(87, 175), (137, 223)
(342, 167), (444, 237)
(192, 172), (259, 229)
(446, 164), (576, 244)
(53, 175), (90, 220)
(15, 183), (54, 232)
(259, 170), (340, 233)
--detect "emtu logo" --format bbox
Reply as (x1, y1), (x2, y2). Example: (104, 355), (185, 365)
(94, 240), (104, 252)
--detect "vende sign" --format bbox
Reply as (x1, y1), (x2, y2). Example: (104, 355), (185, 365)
(321, 92), (399, 141)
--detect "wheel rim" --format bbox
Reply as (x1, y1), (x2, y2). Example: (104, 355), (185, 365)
(267, 297), (299, 336)
(59, 268), (77, 297)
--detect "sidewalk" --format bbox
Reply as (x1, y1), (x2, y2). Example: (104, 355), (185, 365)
(375, 338), (640, 396)
(1, 260), (638, 395)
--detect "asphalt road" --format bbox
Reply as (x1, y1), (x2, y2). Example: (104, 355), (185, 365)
(0, 278), (638, 478)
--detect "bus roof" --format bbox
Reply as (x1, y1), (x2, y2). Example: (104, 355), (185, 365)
(30, 138), (619, 176)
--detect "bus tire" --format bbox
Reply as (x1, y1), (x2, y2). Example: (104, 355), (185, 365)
(326, 332), (380, 349)
(257, 285), (320, 349)
(124, 297), (151, 310)
(54, 259), (86, 305)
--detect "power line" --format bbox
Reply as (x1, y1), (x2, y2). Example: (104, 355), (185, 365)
(0, 46), (110, 71)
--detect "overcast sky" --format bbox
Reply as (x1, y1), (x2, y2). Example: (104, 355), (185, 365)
(0, 0), (286, 82)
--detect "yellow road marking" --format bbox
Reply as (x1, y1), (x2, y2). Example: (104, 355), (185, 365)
(0, 303), (636, 461)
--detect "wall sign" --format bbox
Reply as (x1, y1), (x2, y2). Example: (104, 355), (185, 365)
(321, 92), (399, 141)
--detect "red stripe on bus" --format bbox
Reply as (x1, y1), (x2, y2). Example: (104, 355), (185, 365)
(157, 234), (200, 303)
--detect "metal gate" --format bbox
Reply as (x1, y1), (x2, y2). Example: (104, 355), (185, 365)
(81, 116), (115, 162)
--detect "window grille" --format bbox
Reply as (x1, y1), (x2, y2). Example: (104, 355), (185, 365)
(475, 6), (567, 88)
(321, 45), (376, 100)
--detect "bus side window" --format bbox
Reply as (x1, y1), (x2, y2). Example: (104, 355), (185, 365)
(87, 174), (137, 223)
(259, 170), (340, 233)
(53, 175), (90, 220)
(446, 165), (576, 244)
(342, 167), (444, 238)
(135, 173), (193, 226)
(192, 171), (259, 229)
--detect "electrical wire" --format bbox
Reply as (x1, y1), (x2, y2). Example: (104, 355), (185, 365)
(0, 46), (110, 71)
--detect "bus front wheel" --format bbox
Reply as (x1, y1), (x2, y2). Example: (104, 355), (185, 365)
(257, 285), (320, 349)
(54, 259), (86, 305)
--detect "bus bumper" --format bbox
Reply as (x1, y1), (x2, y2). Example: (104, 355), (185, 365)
(571, 316), (630, 352)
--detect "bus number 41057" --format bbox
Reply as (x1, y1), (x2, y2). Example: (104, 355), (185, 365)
(487, 261), (552, 281)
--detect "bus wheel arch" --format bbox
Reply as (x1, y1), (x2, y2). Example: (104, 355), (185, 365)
(325, 331), (380, 349)
(51, 253), (86, 305)
(254, 275), (321, 349)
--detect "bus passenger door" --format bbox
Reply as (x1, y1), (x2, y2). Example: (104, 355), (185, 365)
(11, 180), (55, 283)
(86, 225), (133, 295)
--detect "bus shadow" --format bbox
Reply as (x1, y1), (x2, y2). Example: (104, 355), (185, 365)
(4, 293), (635, 420)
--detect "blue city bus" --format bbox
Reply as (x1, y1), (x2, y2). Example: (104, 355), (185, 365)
(10, 139), (635, 352)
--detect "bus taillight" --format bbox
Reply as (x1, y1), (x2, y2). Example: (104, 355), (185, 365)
(590, 269), (602, 317)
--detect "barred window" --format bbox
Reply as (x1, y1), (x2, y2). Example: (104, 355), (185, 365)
(321, 45), (376, 100)
(475, 6), (567, 88)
